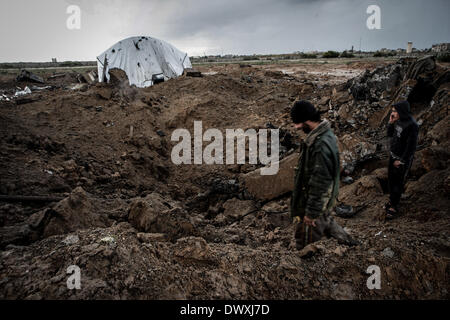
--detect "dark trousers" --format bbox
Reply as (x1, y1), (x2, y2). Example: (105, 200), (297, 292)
(388, 157), (411, 208)
(294, 214), (356, 250)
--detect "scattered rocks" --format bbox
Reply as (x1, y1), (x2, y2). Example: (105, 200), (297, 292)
(338, 133), (377, 169)
(33, 187), (109, 238)
(339, 175), (383, 205)
(100, 236), (116, 244)
(298, 243), (323, 259)
(223, 198), (256, 220)
(382, 247), (395, 258)
(0, 223), (34, 249)
(342, 176), (354, 184)
(128, 193), (196, 241)
(174, 237), (217, 264)
(156, 130), (166, 137)
(96, 87), (113, 100)
(333, 246), (347, 257)
(335, 205), (355, 218)
(427, 115), (450, 144)
(420, 146), (449, 172)
(62, 234), (79, 245)
(137, 232), (168, 243)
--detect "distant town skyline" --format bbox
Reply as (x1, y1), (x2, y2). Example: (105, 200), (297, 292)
(0, 0), (449, 62)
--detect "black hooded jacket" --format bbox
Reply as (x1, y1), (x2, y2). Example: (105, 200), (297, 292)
(387, 101), (419, 164)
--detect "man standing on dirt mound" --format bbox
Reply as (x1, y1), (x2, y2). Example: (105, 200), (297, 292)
(385, 100), (419, 220)
(290, 100), (358, 250)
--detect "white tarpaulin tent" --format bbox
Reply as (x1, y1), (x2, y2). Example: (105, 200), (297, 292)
(97, 36), (192, 88)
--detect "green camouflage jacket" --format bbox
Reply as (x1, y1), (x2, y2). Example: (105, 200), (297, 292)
(290, 120), (340, 219)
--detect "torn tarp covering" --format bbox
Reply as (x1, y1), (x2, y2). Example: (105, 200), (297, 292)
(97, 36), (192, 88)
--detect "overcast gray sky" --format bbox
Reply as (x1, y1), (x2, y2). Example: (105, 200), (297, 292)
(0, 0), (449, 62)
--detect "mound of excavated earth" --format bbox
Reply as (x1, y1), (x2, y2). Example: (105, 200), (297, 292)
(0, 58), (449, 299)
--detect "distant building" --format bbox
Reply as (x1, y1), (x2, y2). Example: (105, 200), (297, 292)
(52, 58), (57, 63)
(432, 43), (450, 54)
(407, 42), (413, 54)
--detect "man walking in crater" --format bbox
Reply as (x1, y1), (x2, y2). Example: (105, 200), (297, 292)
(290, 100), (358, 250)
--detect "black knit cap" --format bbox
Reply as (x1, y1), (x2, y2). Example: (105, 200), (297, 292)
(290, 100), (320, 124)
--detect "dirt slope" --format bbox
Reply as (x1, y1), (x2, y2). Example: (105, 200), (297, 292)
(0, 58), (448, 299)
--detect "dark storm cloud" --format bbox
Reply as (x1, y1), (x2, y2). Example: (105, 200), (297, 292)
(0, 0), (448, 61)
(127, 0), (449, 55)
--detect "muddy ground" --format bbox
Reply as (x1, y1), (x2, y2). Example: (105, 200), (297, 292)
(0, 57), (449, 299)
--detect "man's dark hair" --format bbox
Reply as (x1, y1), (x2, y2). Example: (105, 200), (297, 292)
(290, 100), (320, 124)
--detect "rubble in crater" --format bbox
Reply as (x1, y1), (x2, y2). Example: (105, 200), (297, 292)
(0, 57), (449, 300)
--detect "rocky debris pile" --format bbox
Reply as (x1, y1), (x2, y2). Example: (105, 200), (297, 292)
(339, 172), (385, 207)
(0, 85), (54, 104)
(326, 56), (438, 133)
(346, 56), (435, 107)
(128, 192), (197, 242)
(338, 133), (379, 171)
(1, 219), (448, 300)
(326, 56), (447, 178)
(0, 187), (113, 249)
(35, 187), (111, 238)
